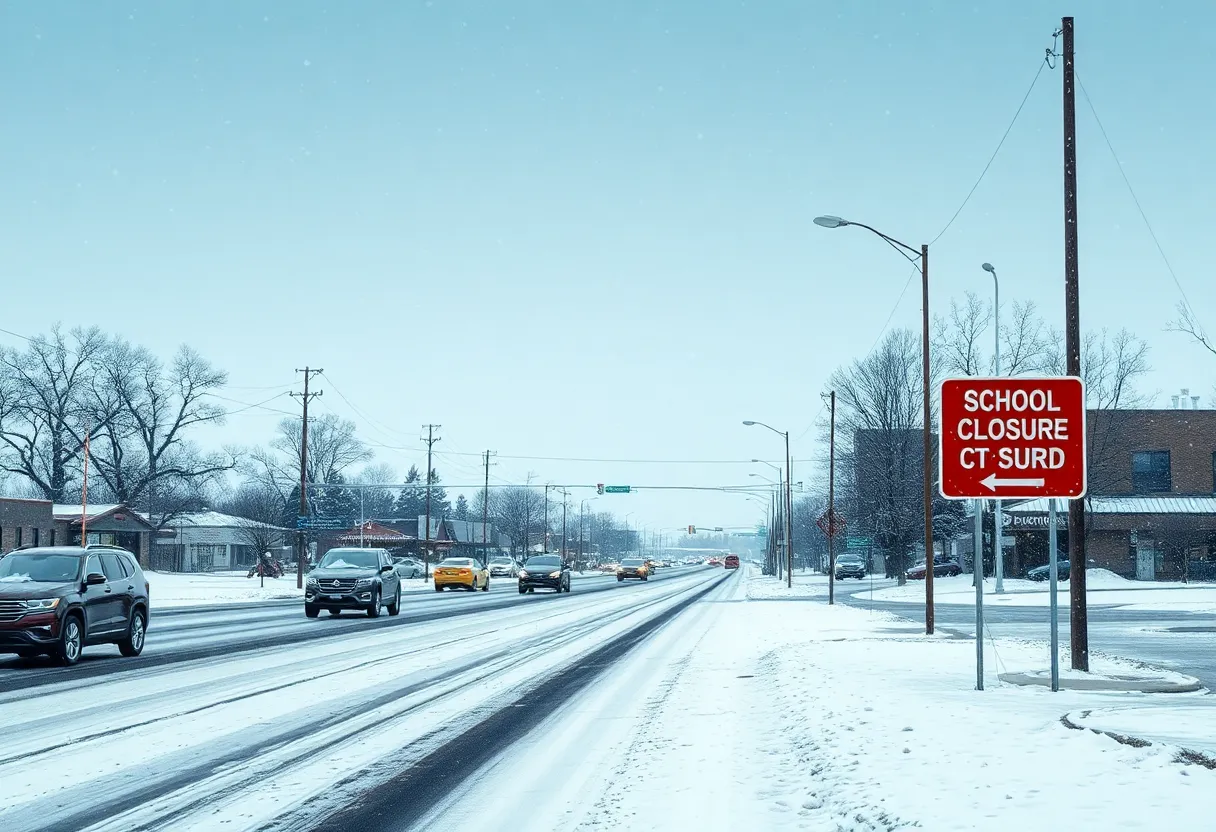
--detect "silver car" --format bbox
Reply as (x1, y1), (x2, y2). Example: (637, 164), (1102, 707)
(488, 557), (518, 578)
(393, 557), (424, 579)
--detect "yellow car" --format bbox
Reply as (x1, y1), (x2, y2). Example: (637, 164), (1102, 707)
(433, 557), (490, 592)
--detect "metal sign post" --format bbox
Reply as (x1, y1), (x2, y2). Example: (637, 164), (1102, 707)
(974, 499), (984, 691)
(1049, 498), (1060, 692)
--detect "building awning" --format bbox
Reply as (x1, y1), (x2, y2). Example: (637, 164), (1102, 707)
(1009, 496), (1216, 515)
(336, 521), (415, 544)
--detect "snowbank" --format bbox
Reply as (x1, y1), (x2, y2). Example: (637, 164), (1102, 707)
(566, 565), (1214, 830)
(145, 571), (437, 608)
(866, 570), (1216, 612)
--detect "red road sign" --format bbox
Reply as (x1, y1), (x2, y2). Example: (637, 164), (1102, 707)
(816, 509), (845, 537)
(939, 376), (1087, 500)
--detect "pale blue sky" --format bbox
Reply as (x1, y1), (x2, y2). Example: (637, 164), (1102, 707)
(1, 1), (1212, 533)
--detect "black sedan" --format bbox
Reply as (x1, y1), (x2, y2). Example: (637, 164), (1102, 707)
(1027, 560), (1071, 582)
(518, 554), (571, 594)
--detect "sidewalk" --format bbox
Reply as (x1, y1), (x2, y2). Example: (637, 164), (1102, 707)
(575, 568), (1213, 830)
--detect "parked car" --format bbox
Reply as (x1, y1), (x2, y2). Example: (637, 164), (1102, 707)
(905, 554), (962, 580)
(518, 554), (571, 594)
(834, 554), (867, 580)
(305, 547), (402, 618)
(0, 544), (149, 666)
(433, 557), (490, 592)
(488, 557), (519, 578)
(392, 556), (424, 579)
(1027, 560), (1071, 582)
(616, 558), (649, 582)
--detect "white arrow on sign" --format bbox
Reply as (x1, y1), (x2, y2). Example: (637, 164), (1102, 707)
(981, 473), (1046, 491)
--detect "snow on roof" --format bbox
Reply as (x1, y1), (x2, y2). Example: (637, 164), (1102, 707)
(52, 503), (128, 521)
(167, 511), (293, 531)
(1009, 495), (1216, 515)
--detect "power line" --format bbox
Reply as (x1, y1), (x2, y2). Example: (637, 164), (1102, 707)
(1076, 72), (1200, 327)
(930, 57), (1048, 246)
(204, 391), (297, 416)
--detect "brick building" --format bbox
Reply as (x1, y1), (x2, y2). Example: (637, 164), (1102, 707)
(1004, 404), (1216, 581)
(0, 497), (55, 553)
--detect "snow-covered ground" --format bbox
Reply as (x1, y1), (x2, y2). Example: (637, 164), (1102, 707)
(868, 568), (1216, 613)
(437, 566), (1214, 831)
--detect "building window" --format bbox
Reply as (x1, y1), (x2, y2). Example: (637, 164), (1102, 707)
(32, 528), (39, 547)
(1212, 451), (1216, 493)
(15, 528), (22, 547)
(1132, 451), (1171, 493)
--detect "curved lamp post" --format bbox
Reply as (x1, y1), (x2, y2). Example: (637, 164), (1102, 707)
(814, 214), (935, 635)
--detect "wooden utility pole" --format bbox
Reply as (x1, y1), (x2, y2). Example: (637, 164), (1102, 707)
(1061, 16), (1088, 671)
(828, 391), (837, 605)
(482, 450), (495, 564)
(291, 368), (323, 588)
(421, 424), (442, 579)
(543, 484), (551, 552)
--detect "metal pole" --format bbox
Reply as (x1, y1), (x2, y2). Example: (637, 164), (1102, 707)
(1062, 15), (1088, 672)
(291, 367), (322, 588)
(784, 431), (793, 588)
(828, 391), (837, 604)
(992, 268), (1004, 594)
(1049, 498), (1060, 691)
(974, 499), (984, 690)
(483, 451), (491, 563)
(921, 243), (935, 635)
(359, 487), (365, 547)
(423, 424), (441, 579)
(544, 484), (550, 553)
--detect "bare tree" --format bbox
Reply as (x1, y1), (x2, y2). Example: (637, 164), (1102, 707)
(88, 341), (235, 523)
(489, 486), (544, 558)
(351, 462), (397, 518)
(0, 325), (116, 502)
(1167, 301), (1216, 360)
(830, 328), (926, 584)
(932, 291), (1054, 377)
(271, 412), (371, 485)
(220, 482), (291, 560)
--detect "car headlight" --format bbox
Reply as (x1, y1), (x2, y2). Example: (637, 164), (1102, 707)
(549, 571), (562, 578)
(518, 570), (529, 579)
(306, 577), (318, 587)
(22, 598), (61, 610)
(355, 578), (374, 589)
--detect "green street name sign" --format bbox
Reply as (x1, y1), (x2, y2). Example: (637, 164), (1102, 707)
(604, 485), (631, 494)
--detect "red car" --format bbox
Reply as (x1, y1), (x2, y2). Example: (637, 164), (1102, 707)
(723, 555), (740, 570)
(905, 554), (962, 580)
(707, 557), (721, 567)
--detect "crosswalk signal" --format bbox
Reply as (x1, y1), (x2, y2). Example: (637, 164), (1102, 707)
(688, 525), (696, 534)
(597, 483), (605, 495)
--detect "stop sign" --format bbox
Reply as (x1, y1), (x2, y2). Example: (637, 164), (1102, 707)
(938, 377), (1087, 500)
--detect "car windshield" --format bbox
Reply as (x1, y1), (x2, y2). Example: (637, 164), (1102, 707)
(490, 558), (513, 565)
(621, 559), (644, 567)
(838, 556), (864, 564)
(525, 556), (561, 569)
(318, 550), (380, 569)
(440, 559), (474, 567)
(0, 553), (82, 583)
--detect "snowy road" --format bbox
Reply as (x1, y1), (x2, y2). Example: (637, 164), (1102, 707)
(0, 565), (733, 832)
(840, 577), (1216, 687)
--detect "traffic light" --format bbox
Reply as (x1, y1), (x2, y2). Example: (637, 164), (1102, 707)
(688, 525), (696, 535)
(596, 483), (604, 495)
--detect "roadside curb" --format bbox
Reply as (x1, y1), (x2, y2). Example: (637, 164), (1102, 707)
(998, 670), (1203, 693)
(1060, 710), (1216, 770)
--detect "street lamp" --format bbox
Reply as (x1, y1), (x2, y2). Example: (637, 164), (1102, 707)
(982, 261), (1004, 593)
(744, 420), (793, 588)
(815, 213), (935, 635)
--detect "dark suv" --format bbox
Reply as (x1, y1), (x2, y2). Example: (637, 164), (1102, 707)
(305, 547), (402, 618)
(518, 554), (571, 594)
(0, 545), (150, 666)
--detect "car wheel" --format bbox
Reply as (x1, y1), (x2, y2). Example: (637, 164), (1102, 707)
(518, 585), (527, 594)
(367, 590), (382, 618)
(118, 609), (147, 657)
(481, 579), (490, 592)
(55, 614), (84, 666)
(305, 604), (320, 618)
(387, 585), (401, 616)
(617, 575), (624, 582)
(329, 608), (341, 616)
